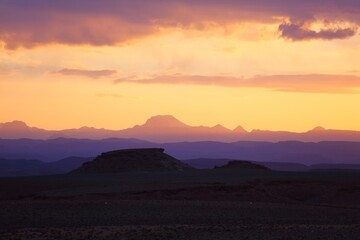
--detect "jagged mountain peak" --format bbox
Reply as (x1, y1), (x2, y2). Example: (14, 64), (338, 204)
(212, 124), (227, 129)
(233, 125), (247, 133)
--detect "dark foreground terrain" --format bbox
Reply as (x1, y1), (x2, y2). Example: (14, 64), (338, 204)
(1, 169), (360, 240)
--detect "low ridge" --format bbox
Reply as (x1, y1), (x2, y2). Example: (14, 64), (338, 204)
(71, 148), (192, 174)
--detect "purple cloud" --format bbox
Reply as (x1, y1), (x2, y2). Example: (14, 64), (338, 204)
(279, 22), (357, 41)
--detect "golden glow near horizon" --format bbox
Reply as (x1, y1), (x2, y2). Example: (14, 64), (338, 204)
(1, 17), (360, 132)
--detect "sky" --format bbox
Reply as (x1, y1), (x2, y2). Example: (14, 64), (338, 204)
(1, 0), (360, 131)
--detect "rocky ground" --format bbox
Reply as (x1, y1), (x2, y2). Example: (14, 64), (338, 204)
(1, 200), (360, 240)
(1, 170), (360, 239)
(3, 224), (360, 240)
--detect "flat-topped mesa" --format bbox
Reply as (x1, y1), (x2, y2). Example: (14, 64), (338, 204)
(215, 160), (269, 170)
(70, 148), (192, 174)
(101, 148), (165, 157)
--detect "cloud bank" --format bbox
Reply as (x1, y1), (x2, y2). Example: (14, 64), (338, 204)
(1, 0), (360, 49)
(115, 74), (360, 94)
(53, 68), (117, 79)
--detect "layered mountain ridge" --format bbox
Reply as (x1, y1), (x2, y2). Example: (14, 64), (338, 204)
(1, 115), (360, 142)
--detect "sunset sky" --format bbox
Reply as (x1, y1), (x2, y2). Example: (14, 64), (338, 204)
(1, 0), (360, 131)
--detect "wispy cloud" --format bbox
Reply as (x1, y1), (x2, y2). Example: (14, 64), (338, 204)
(1, 0), (360, 49)
(0, 65), (12, 77)
(115, 74), (360, 94)
(0, 68), (9, 76)
(53, 68), (117, 79)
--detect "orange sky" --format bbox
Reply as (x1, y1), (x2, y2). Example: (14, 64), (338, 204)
(1, 0), (360, 131)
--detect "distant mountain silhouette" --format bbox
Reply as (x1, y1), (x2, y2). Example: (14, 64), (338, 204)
(0, 116), (245, 142)
(0, 121), (52, 139)
(144, 115), (188, 128)
(2, 115), (360, 142)
(184, 158), (360, 172)
(1, 138), (360, 166)
(183, 158), (310, 171)
(2, 152), (360, 177)
(311, 126), (326, 132)
(0, 157), (91, 176)
(0, 138), (156, 161)
(247, 127), (360, 142)
(118, 115), (240, 142)
(71, 148), (192, 174)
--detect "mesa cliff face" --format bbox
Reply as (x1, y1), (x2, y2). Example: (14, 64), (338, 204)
(71, 148), (192, 174)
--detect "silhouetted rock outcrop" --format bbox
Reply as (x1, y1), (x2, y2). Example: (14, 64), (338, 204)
(215, 160), (269, 170)
(71, 148), (192, 174)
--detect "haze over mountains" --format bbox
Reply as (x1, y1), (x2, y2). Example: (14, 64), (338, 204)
(0, 157), (91, 177)
(1, 138), (360, 165)
(1, 115), (360, 142)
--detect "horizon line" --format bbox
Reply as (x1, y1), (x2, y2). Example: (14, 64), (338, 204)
(1, 115), (358, 133)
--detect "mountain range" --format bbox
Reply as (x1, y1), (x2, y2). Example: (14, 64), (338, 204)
(0, 157), (91, 177)
(1, 115), (360, 142)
